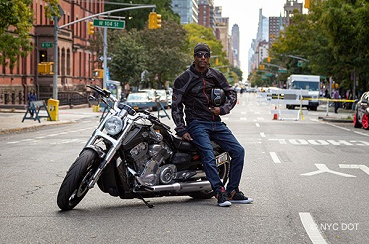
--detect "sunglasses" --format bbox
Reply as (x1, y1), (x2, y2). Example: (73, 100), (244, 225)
(194, 52), (210, 59)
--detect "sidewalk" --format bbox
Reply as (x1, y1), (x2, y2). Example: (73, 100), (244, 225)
(316, 104), (354, 123)
(0, 106), (102, 134)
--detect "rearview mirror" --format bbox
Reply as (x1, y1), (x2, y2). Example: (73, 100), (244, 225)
(88, 95), (100, 106)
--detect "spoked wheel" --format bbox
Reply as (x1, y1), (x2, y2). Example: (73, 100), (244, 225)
(188, 161), (230, 199)
(362, 114), (369, 130)
(57, 149), (99, 211)
(353, 113), (362, 128)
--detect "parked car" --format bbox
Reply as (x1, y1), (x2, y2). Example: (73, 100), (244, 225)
(139, 89), (157, 101)
(124, 92), (156, 111)
(155, 89), (169, 108)
(353, 91), (369, 129)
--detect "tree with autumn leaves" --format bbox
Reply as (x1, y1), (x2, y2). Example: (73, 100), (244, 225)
(269, 0), (369, 93)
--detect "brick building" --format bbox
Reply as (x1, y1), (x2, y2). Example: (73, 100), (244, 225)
(0, 0), (103, 108)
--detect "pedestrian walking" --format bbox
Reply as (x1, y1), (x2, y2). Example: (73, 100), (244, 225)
(333, 89), (341, 113)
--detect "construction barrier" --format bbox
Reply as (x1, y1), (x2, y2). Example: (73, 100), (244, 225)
(22, 100), (52, 123)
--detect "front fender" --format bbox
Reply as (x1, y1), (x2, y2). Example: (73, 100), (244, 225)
(83, 145), (105, 158)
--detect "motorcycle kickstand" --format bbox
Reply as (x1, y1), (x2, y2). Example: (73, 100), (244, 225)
(136, 192), (154, 208)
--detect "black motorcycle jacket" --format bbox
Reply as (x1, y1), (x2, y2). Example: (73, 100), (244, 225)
(172, 64), (237, 137)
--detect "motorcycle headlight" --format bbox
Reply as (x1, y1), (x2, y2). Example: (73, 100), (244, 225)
(105, 116), (123, 135)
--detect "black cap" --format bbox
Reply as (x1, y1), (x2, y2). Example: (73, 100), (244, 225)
(194, 43), (210, 53)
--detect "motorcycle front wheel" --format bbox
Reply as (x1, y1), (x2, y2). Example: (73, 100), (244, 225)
(188, 161), (230, 199)
(57, 149), (99, 211)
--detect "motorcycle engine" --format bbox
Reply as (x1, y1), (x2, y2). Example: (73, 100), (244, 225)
(129, 140), (173, 186)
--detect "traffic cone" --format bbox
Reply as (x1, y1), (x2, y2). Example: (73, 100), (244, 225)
(273, 106), (278, 120)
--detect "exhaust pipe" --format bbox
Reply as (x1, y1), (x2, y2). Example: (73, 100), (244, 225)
(143, 181), (212, 193)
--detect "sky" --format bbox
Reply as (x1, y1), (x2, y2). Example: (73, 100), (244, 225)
(213, 0), (292, 77)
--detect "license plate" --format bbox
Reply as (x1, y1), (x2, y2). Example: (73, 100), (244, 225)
(216, 152), (228, 166)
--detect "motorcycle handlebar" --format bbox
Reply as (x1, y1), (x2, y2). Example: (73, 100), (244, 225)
(86, 85), (112, 99)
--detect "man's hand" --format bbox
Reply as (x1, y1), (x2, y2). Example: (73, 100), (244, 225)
(182, 132), (193, 141)
(209, 107), (220, 116)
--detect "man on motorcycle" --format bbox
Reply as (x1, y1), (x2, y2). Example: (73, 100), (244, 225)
(171, 43), (253, 207)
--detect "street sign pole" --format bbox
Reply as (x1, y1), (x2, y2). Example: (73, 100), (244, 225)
(103, 27), (108, 89)
(53, 16), (59, 100)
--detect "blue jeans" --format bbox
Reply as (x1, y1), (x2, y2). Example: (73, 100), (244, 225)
(186, 120), (245, 193)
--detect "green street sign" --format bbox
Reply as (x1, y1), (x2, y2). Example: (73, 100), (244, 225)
(93, 19), (125, 29)
(266, 73), (273, 77)
(278, 69), (287, 73)
(41, 42), (53, 48)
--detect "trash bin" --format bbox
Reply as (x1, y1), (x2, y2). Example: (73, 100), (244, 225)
(47, 99), (59, 121)
(92, 105), (100, 112)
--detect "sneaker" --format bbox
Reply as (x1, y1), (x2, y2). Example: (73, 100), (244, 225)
(228, 189), (253, 204)
(215, 187), (231, 207)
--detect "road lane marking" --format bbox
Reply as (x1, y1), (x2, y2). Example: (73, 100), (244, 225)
(354, 131), (369, 137)
(329, 124), (350, 131)
(268, 138), (369, 146)
(270, 152), (281, 163)
(299, 212), (328, 244)
(255, 123), (260, 127)
(260, 132), (266, 138)
(300, 164), (356, 177)
(339, 164), (369, 176)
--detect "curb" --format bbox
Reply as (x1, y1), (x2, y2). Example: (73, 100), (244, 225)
(318, 116), (353, 123)
(0, 120), (75, 135)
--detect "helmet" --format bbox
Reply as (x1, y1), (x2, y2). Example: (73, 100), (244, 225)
(210, 88), (226, 107)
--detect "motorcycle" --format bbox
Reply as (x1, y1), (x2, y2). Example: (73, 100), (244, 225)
(57, 85), (230, 210)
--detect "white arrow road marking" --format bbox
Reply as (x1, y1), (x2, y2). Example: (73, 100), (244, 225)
(300, 164), (356, 177)
(299, 212), (328, 244)
(339, 164), (369, 176)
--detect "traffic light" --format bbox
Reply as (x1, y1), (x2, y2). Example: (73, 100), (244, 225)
(259, 64), (265, 70)
(148, 12), (156, 29)
(38, 62), (54, 75)
(155, 14), (162, 29)
(88, 22), (95, 35)
(215, 58), (219, 66)
(148, 12), (162, 29)
(267, 55), (270, 63)
(92, 69), (103, 78)
(304, 0), (310, 9)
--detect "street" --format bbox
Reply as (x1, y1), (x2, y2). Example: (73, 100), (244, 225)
(0, 93), (368, 244)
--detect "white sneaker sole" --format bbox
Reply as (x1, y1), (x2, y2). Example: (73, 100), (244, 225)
(218, 200), (232, 207)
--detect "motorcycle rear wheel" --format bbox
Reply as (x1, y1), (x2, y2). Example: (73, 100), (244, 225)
(57, 149), (99, 211)
(188, 161), (230, 199)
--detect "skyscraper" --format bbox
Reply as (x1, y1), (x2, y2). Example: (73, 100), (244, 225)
(231, 24), (240, 68)
(198, 0), (216, 33)
(171, 0), (199, 24)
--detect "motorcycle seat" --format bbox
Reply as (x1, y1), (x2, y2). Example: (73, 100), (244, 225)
(172, 137), (197, 152)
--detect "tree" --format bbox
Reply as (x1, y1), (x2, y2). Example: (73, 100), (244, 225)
(138, 20), (191, 88)
(109, 30), (147, 88)
(183, 23), (229, 70)
(231, 66), (243, 82)
(104, 0), (180, 31)
(0, 0), (33, 68)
